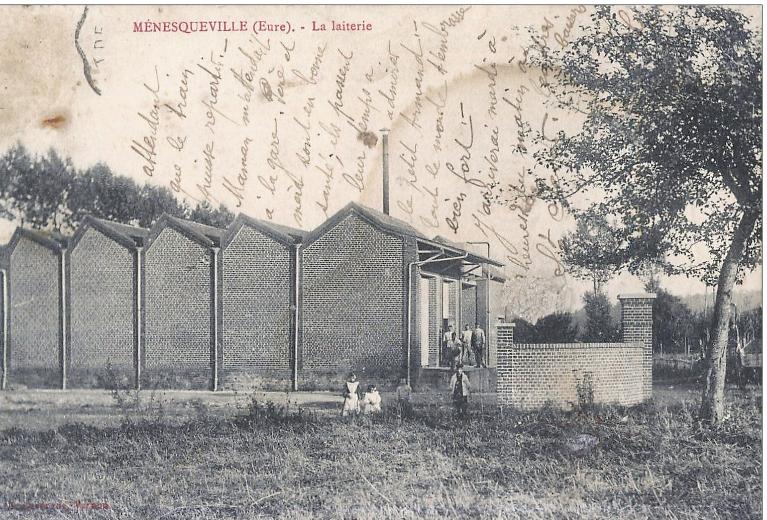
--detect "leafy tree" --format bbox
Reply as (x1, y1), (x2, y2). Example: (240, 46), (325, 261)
(534, 312), (579, 343)
(0, 143), (31, 220)
(534, 6), (761, 423)
(67, 163), (145, 227)
(560, 215), (622, 295)
(0, 144), (233, 233)
(134, 183), (186, 228)
(0, 144), (74, 231)
(734, 305), (762, 355)
(510, 318), (537, 343)
(581, 291), (618, 342)
(188, 201), (235, 228)
(652, 288), (696, 354)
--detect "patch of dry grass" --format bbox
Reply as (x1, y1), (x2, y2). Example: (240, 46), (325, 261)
(0, 385), (761, 519)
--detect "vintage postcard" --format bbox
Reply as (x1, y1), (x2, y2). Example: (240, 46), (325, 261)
(0, 4), (762, 518)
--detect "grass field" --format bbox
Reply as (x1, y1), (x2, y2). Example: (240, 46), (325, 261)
(0, 383), (761, 519)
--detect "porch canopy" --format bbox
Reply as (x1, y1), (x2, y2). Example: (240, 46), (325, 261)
(416, 235), (504, 281)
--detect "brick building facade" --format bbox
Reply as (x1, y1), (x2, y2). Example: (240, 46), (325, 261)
(300, 203), (503, 389)
(220, 214), (303, 390)
(67, 217), (147, 388)
(6, 229), (68, 388)
(2, 203), (505, 392)
(300, 207), (410, 388)
(143, 216), (224, 389)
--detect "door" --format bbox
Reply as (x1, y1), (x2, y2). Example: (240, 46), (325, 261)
(419, 278), (430, 367)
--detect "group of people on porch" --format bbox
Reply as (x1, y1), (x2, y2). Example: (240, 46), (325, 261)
(442, 323), (486, 369)
(339, 322), (485, 417)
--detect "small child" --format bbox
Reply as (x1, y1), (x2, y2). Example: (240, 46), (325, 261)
(361, 384), (382, 414)
(341, 373), (361, 417)
(396, 378), (412, 403)
(395, 377), (413, 416)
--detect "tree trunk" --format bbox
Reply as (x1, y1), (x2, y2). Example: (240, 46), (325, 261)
(700, 210), (758, 424)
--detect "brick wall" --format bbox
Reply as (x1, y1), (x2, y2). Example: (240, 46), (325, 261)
(427, 276), (440, 365)
(301, 213), (405, 387)
(461, 284), (477, 329)
(8, 237), (62, 388)
(619, 294), (656, 400)
(497, 339), (644, 410)
(221, 225), (292, 389)
(447, 281), (457, 326)
(495, 324), (514, 394)
(68, 227), (136, 388)
(144, 227), (213, 389)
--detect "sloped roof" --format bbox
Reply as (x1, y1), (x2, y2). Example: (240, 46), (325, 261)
(350, 203), (429, 240)
(69, 215), (149, 251)
(95, 218), (149, 244)
(432, 235), (501, 267)
(303, 202), (428, 245)
(433, 235), (467, 251)
(172, 217), (225, 243)
(7, 227), (68, 253)
(260, 219), (307, 242)
(147, 214), (225, 249)
(302, 202), (503, 267)
(224, 213), (305, 248)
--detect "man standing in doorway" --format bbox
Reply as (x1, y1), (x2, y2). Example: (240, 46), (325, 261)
(442, 324), (454, 367)
(472, 323), (486, 368)
(461, 324), (473, 365)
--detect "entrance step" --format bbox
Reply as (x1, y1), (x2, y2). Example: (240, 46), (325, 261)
(414, 367), (496, 393)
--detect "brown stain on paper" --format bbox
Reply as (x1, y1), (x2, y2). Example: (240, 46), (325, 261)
(41, 113), (68, 129)
(358, 131), (379, 149)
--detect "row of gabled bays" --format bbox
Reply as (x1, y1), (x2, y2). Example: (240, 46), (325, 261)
(1, 202), (463, 391)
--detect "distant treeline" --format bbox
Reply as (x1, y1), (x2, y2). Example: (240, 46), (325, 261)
(0, 144), (234, 232)
(513, 288), (762, 355)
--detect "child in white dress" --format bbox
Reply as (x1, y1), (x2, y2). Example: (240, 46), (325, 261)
(361, 384), (382, 414)
(341, 373), (361, 416)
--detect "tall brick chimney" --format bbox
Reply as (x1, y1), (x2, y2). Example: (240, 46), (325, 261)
(618, 293), (656, 400)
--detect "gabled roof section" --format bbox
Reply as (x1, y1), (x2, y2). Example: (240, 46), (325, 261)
(302, 202), (428, 246)
(69, 215), (148, 251)
(301, 202), (504, 266)
(7, 227), (68, 254)
(223, 213), (305, 249)
(97, 219), (149, 245)
(147, 214), (225, 249)
(352, 203), (429, 240)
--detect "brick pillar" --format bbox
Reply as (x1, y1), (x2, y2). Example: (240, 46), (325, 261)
(495, 322), (515, 405)
(618, 293), (656, 400)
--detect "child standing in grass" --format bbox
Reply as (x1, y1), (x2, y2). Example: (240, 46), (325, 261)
(449, 364), (470, 417)
(341, 373), (361, 417)
(361, 384), (382, 414)
(396, 377), (413, 416)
